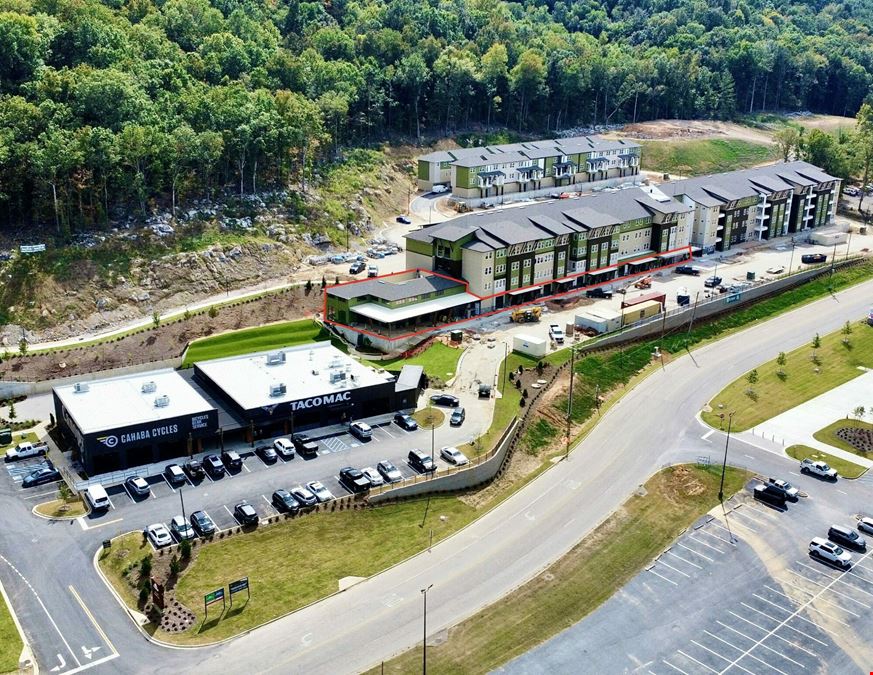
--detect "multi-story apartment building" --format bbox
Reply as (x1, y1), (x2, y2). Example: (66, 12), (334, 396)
(405, 185), (692, 311)
(659, 162), (840, 254)
(416, 136), (642, 204)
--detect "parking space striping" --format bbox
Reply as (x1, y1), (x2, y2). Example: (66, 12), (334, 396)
(677, 542), (714, 563)
(711, 623), (790, 675)
(689, 640), (732, 666)
(700, 633), (757, 675)
(260, 494), (277, 515)
(321, 437), (347, 453)
(160, 473), (176, 493)
(662, 659), (691, 674)
(201, 509), (218, 532)
(789, 566), (871, 609)
(665, 550), (702, 570)
(715, 514), (756, 534)
(718, 550), (873, 675)
(676, 650), (717, 673)
(689, 533), (729, 553)
(762, 587), (839, 645)
(654, 559), (691, 578)
(696, 528), (736, 546)
(738, 604), (820, 657)
(647, 568), (678, 586)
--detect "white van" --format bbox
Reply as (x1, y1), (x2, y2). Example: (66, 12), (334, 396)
(84, 484), (110, 511)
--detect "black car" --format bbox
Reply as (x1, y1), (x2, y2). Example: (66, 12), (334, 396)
(394, 412), (418, 431)
(430, 393), (460, 407)
(221, 450), (243, 471)
(753, 484), (787, 508)
(234, 501), (259, 526)
(339, 466), (371, 493)
(801, 253), (827, 264)
(396, 215), (412, 224)
(586, 287), (613, 299)
(703, 276), (722, 288)
(184, 459), (205, 480)
(256, 445), (278, 463)
(408, 449), (436, 473)
(291, 433), (319, 456)
(349, 261), (366, 274)
(22, 466), (61, 488)
(203, 454), (225, 476)
(675, 265), (700, 276)
(450, 407), (466, 426)
(271, 489), (300, 513)
(828, 525), (867, 551)
(190, 510), (216, 536)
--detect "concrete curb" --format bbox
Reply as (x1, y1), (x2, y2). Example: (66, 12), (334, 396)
(30, 499), (89, 522)
(0, 574), (37, 674)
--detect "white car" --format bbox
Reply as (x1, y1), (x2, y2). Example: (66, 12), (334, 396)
(809, 537), (852, 569)
(858, 517), (873, 536)
(169, 515), (196, 541)
(431, 184), (449, 194)
(800, 458), (838, 480)
(273, 438), (295, 459)
(361, 467), (384, 487)
(306, 481), (334, 503)
(146, 523), (173, 548)
(440, 446), (469, 466)
(766, 265), (785, 275)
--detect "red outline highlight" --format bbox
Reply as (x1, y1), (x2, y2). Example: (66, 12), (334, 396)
(323, 245), (693, 342)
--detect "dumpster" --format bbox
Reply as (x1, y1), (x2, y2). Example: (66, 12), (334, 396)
(746, 271), (756, 281)
(0, 428), (10, 445)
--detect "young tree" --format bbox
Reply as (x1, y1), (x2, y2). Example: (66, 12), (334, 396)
(812, 333), (821, 349)
(843, 320), (853, 335)
(853, 405), (866, 423)
(18, 337), (27, 355)
(746, 369), (759, 385)
(774, 126), (801, 162)
(777, 351), (786, 367)
(7, 399), (15, 420)
(152, 310), (161, 328)
(208, 305), (219, 319)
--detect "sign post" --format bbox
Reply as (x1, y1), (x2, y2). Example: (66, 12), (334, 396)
(228, 577), (250, 606)
(204, 588), (225, 617)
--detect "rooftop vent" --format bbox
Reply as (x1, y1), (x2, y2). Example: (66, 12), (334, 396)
(269, 383), (287, 398)
(141, 381), (157, 393)
(266, 351), (285, 366)
(73, 382), (90, 393)
(154, 394), (170, 408)
(329, 370), (347, 384)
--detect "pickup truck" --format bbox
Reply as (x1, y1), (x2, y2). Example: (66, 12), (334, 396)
(549, 324), (565, 345)
(586, 287), (613, 299)
(4, 441), (48, 462)
(674, 265), (700, 276)
(800, 458), (838, 480)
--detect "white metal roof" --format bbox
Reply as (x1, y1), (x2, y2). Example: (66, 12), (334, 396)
(195, 342), (394, 411)
(54, 369), (215, 434)
(350, 292), (479, 324)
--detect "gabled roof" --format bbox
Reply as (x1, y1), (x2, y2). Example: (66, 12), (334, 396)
(327, 274), (462, 301)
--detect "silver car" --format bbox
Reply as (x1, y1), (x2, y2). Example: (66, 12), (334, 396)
(361, 467), (384, 487)
(306, 481), (334, 503)
(146, 523), (173, 548)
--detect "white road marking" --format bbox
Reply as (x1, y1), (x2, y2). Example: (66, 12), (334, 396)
(260, 495), (277, 515)
(676, 650), (717, 673)
(837, 489), (847, 495)
(690, 640), (732, 663)
(647, 569), (678, 586)
(702, 430), (714, 441)
(23, 488), (63, 500)
(51, 654), (65, 672)
(662, 660), (690, 674)
(835, 575), (873, 600)
(715, 623), (791, 675)
(788, 471), (800, 477)
(105, 494), (115, 510)
(697, 528), (735, 546)
(794, 562), (838, 580)
(243, 463), (251, 473)
(161, 473), (175, 493)
(689, 534), (727, 553)
(736, 604), (780, 626)
(655, 559), (691, 578)
(744, 454), (755, 459)
(789, 568), (870, 608)
(77, 517), (123, 532)
(666, 550), (703, 569)
(678, 542), (714, 562)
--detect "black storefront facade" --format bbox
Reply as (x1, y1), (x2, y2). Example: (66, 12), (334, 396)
(54, 393), (220, 474)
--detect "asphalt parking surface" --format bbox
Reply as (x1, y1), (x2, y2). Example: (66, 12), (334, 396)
(502, 470), (873, 675)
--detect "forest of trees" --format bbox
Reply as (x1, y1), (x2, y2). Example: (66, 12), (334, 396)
(1, 0), (873, 233)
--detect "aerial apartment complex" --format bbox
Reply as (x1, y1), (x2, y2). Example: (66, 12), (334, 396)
(416, 135), (642, 203)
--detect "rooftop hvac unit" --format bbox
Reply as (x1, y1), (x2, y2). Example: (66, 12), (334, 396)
(269, 383), (287, 398)
(154, 395), (170, 408)
(311, 369), (319, 376)
(266, 351), (285, 365)
(329, 370), (346, 384)
(141, 381), (157, 393)
(73, 382), (90, 393)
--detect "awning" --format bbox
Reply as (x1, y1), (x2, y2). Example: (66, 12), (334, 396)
(508, 285), (543, 296)
(627, 257), (656, 265)
(690, 246), (703, 252)
(351, 292), (479, 324)
(587, 266), (618, 276)
(555, 278), (574, 284)
(656, 251), (683, 258)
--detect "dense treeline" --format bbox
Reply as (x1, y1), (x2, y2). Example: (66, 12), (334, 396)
(1, 0), (873, 232)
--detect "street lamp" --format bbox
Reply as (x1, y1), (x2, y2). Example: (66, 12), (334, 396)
(421, 584), (433, 675)
(718, 411), (735, 503)
(788, 237), (796, 276)
(179, 485), (187, 530)
(565, 347), (576, 460)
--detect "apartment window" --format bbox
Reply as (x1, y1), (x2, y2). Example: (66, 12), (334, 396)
(511, 261), (520, 271)
(484, 266), (492, 275)
(485, 252), (492, 260)
(496, 264), (506, 274)
(523, 259), (532, 268)
(496, 248), (507, 258)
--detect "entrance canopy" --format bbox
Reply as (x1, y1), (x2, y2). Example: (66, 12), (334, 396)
(350, 292), (479, 324)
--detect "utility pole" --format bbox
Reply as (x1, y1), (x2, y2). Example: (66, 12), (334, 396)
(421, 584), (433, 675)
(565, 348), (576, 460)
(502, 342), (508, 392)
(718, 411), (735, 503)
(430, 403), (435, 465)
(788, 238), (796, 276)
(180, 486), (187, 529)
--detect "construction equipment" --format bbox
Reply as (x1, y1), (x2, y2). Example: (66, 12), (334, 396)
(633, 276), (652, 289)
(509, 306), (542, 323)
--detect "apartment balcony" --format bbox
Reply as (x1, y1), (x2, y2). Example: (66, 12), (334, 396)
(718, 211), (725, 219)
(754, 224), (768, 232)
(716, 224), (725, 231)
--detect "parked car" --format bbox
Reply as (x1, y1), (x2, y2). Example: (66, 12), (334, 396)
(349, 261), (366, 275)
(766, 265), (785, 275)
(408, 449), (436, 473)
(145, 523), (173, 548)
(349, 421), (373, 441)
(221, 450), (243, 471)
(4, 441), (47, 462)
(753, 484), (787, 507)
(291, 433), (318, 456)
(256, 444), (278, 463)
(339, 466), (371, 493)
(431, 184), (449, 194)
(675, 265), (700, 276)
(859, 517), (873, 536)
(361, 466), (384, 487)
(272, 489), (300, 513)
(125, 476), (151, 498)
(273, 437), (296, 459)
(801, 253), (827, 264)
(396, 215), (412, 224)
(203, 454), (225, 476)
(184, 459), (205, 480)
(169, 515), (196, 541)
(368, 265), (379, 277)
(394, 412), (419, 431)
(234, 501), (259, 526)
(767, 477), (799, 501)
(377, 460), (403, 483)
(450, 408), (466, 426)
(430, 393), (460, 407)
(800, 458), (838, 480)
(586, 287), (613, 299)
(703, 276), (722, 288)
(290, 485), (318, 507)
(809, 537), (852, 569)
(190, 510), (216, 536)
(84, 484), (110, 510)
(22, 466), (61, 488)
(440, 446), (469, 466)
(828, 525), (867, 551)
(165, 463), (186, 485)
(844, 186), (860, 197)
(306, 480), (334, 503)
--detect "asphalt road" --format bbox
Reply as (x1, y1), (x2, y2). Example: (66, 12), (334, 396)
(0, 279), (871, 675)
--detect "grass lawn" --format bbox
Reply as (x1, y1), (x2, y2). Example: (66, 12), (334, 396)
(181, 319), (339, 366)
(812, 419), (873, 459)
(0, 431), (39, 451)
(370, 464), (750, 675)
(701, 320), (873, 431)
(412, 407), (445, 429)
(98, 532), (153, 611)
(0, 588), (22, 673)
(639, 138), (776, 176)
(785, 444), (866, 479)
(35, 497), (87, 518)
(365, 342), (463, 380)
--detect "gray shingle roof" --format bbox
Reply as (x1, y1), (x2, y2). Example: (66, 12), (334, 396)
(327, 274), (462, 301)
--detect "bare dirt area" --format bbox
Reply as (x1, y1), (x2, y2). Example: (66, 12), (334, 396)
(790, 114), (855, 134)
(613, 119), (774, 145)
(0, 285), (323, 382)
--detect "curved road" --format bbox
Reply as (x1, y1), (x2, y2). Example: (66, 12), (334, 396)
(1, 280), (871, 675)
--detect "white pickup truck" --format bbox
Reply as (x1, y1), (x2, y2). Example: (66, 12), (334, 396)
(5, 441), (48, 462)
(548, 324), (565, 345)
(800, 458), (838, 480)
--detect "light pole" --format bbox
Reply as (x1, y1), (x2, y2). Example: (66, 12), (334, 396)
(429, 403), (435, 465)
(788, 237), (796, 276)
(421, 584), (433, 675)
(565, 347), (576, 460)
(502, 342), (508, 392)
(718, 411), (735, 503)
(179, 485), (187, 530)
